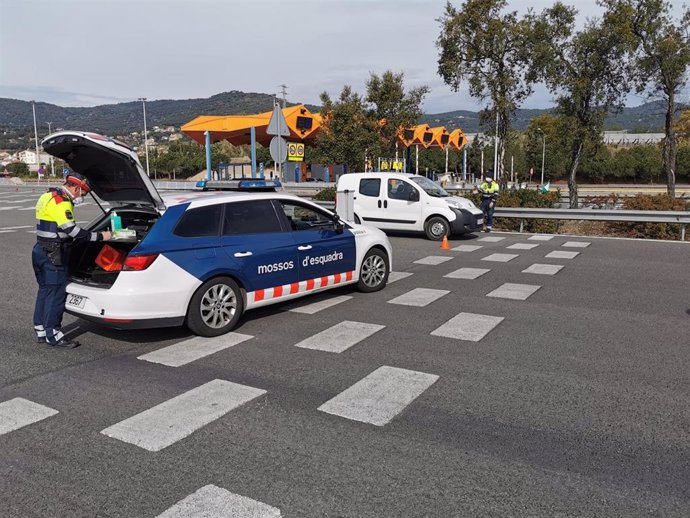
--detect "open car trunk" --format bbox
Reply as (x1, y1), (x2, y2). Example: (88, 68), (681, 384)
(68, 208), (160, 287)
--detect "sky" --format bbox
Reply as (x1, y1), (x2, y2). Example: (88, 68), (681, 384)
(0, 0), (687, 113)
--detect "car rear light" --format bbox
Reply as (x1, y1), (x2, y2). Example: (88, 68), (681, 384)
(123, 254), (158, 271)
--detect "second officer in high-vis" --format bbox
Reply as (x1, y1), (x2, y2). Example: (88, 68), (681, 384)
(33, 173), (112, 348)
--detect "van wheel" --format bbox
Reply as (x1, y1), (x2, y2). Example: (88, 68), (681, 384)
(357, 248), (389, 292)
(186, 277), (244, 337)
(425, 216), (450, 241)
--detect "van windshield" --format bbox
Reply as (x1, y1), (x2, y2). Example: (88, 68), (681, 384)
(410, 176), (449, 198)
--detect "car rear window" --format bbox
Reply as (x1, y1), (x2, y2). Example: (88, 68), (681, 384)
(359, 178), (380, 197)
(222, 200), (283, 235)
(174, 204), (222, 237)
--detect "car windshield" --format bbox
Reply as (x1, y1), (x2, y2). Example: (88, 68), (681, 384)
(410, 176), (449, 197)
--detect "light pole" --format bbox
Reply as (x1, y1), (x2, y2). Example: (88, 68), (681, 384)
(138, 97), (150, 176)
(537, 128), (546, 185)
(31, 101), (41, 176)
(47, 122), (55, 176)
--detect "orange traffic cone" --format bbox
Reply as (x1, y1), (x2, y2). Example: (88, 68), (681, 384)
(440, 235), (450, 250)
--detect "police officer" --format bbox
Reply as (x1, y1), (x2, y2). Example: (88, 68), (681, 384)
(33, 173), (112, 348)
(478, 172), (500, 232)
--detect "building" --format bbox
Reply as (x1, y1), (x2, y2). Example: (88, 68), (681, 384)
(18, 149), (51, 165)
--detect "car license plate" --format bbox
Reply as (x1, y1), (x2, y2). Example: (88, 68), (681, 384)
(477, 218), (484, 225)
(66, 294), (86, 309)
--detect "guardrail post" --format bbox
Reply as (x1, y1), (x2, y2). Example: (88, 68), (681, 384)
(519, 219), (524, 233)
(682, 224), (686, 241)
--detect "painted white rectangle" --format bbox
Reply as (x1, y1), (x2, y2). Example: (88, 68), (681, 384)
(431, 312), (504, 342)
(522, 263), (564, 275)
(387, 271), (413, 284)
(413, 255), (453, 265)
(481, 253), (518, 262)
(545, 251), (580, 259)
(451, 244), (482, 252)
(286, 295), (352, 314)
(487, 283), (541, 300)
(0, 398), (59, 435)
(478, 236), (505, 242)
(506, 243), (539, 250)
(444, 267), (490, 280)
(563, 241), (590, 248)
(101, 379), (266, 451)
(294, 320), (385, 353)
(318, 366), (439, 426)
(528, 235), (554, 241)
(157, 484), (281, 518)
(138, 333), (253, 367)
(388, 288), (449, 307)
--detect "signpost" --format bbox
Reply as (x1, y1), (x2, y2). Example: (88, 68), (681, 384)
(266, 103), (290, 181)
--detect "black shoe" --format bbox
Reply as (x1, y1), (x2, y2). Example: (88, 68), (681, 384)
(49, 338), (80, 349)
(36, 336), (46, 344)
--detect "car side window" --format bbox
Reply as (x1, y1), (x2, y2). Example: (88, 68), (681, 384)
(388, 179), (415, 200)
(359, 178), (381, 197)
(174, 204), (222, 237)
(222, 200), (282, 235)
(278, 201), (333, 231)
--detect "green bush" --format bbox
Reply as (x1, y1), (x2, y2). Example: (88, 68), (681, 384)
(4, 162), (30, 176)
(608, 194), (690, 240)
(464, 188), (561, 233)
(313, 186), (336, 201)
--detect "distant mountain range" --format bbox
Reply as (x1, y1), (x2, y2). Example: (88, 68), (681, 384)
(0, 90), (680, 136)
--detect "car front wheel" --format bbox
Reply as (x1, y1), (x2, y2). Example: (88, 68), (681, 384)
(186, 276), (244, 337)
(424, 216), (450, 241)
(357, 248), (389, 292)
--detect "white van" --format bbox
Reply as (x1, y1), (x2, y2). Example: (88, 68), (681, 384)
(336, 172), (483, 240)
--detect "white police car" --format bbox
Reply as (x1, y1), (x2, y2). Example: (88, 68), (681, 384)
(42, 131), (393, 336)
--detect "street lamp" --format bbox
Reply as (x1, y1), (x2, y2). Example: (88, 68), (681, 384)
(47, 122), (55, 176)
(537, 128), (546, 185)
(31, 101), (41, 176)
(138, 97), (150, 176)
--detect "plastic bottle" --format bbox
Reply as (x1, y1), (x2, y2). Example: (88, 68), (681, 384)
(111, 211), (122, 232)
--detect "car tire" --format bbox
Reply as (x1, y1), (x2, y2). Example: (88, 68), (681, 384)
(186, 276), (244, 337)
(424, 216), (450, 241)
(357, 248), (389, 293)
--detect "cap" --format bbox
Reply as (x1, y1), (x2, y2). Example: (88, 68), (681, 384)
(65, 172), (90, 193)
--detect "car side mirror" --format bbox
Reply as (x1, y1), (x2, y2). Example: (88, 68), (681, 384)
(409, 190), (420, 202)
(332, 214), (344, 234)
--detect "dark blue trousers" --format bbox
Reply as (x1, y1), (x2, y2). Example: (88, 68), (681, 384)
(32, 243), (67, 344)
(481, 199), (495, 228)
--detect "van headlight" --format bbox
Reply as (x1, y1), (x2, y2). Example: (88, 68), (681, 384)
(446, 197), (477, 211)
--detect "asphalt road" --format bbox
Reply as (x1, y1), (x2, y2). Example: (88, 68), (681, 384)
(1, 186), (689, 517)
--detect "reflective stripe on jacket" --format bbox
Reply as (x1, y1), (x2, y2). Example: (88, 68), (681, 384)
(35, 188), (99, 243)
(479, 181), (499, 201)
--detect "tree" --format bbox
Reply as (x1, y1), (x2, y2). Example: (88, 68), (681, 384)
(674, 108), (690, 144)
(5, 162), (30, 176)
(366, 71), (429, 157)
(526, 3), (632, 207)
(601, 0), (690, 196)
(312, 86), (378, 174)
(437, 0), (533, 182)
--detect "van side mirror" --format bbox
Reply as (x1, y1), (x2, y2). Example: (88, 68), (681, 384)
(409, 190), (420, 202)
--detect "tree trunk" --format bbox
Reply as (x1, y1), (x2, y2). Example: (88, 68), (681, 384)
(497, 110), (509, 189)
(568, 140), (584, 209)
(663, 93), (677, 198)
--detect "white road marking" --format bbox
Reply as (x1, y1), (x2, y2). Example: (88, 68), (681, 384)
(431, 312), (504, 342)
(138, 333), (253, 367)
(413, 255), (453, 265)
(528, 235), (554, 241)
(0, 398), (59, 436)
(0, 225), (33, 230)
(481, 253), (518, 262)
(563, 241), (591, 248)
(478, 236), (505, 242)
(318, 366), (439, 426)
(286, 295), (352, 314)
(294, 321), (385, 353)
(387, 288), (450, 307)
(506, 243), (539, 250)
(522, 263), (564, 275)
(0, 230), (17, 234)
(18, 206), (37, 211)
(487, 283), (541, 300)
(101, 379), (266, 451)
(387, 271), (413, 283)
(451, 244), (482, 252)
(156, 484), (281, 518)
(0, 206), (23, 211)
(545, 251), (580, 259)
(444, 267), (490, 280)
(4, 198), (35, 203)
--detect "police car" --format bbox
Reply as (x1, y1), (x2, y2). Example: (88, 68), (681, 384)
(42, 131), (393, 337)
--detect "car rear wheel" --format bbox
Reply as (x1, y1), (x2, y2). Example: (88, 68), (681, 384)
(357, 248), (389, 292)
(186, 276), (244, 337)
(424, 216), (449, 241)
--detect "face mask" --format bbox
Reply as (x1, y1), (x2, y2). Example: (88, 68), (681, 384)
(73, 196), (84, 205)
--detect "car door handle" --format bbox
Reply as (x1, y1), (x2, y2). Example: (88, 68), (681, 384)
(384, 200), (388, 208)
(378, 200), (381, 208)
(233, 251), (253, 257)
(298, 245), (312, 251)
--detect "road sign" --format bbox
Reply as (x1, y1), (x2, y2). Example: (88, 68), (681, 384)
(269, 136), (288, 163)
(288, 142), (305, 162)
(266, 104), (290, 137)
